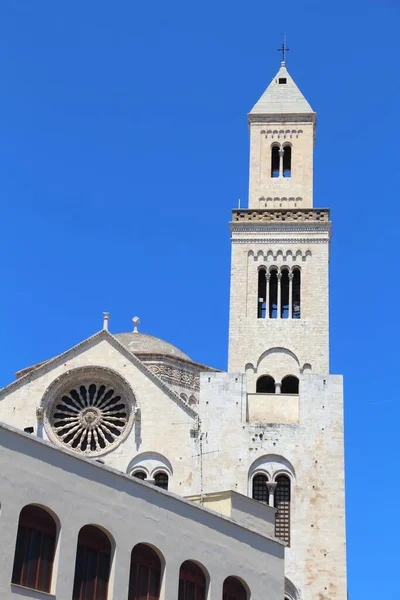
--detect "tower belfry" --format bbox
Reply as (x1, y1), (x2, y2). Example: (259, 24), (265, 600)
(228, 59), (329, 373)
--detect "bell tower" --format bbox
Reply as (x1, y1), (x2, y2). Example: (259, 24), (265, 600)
(226, 58), (347, 600)
(228, 59), (331, 376)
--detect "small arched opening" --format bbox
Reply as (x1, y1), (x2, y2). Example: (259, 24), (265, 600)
(256, 375), (275, 394)
(292, 268), (301, 319)
(178, 560), (207, 600)
(271, 145), (280, 178)
(72, 525), (112, 600)
(281, 376), (299, 395)
(269, 269), (278, 318)
(223, 576), (248, 600)
(257, 268), (267, 318)
(11, 504), (57, 593)
(283, 145), (292, 177)
(252, 473), (269, 504)
(154, 472), (169, 490)
(128, 543), (162, 600)
(281, 269), (290, 318)
(132, 470), (147, 481)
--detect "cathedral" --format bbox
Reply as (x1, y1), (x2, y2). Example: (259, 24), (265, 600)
(0, 59), (347, 600)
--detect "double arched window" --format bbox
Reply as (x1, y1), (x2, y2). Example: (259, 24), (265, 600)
(271, 144), (292, 178)
(132, 470), (169, 490)
(11, 505), (57, 593)
(72, 525), (112, 600)
(256, 375), (299, 395)
(258, 267), (301, 319)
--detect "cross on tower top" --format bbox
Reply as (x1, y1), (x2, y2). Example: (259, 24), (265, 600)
(277, 38), (290, 64)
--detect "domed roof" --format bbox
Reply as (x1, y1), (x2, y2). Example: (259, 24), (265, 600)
(114, 332), (192, 361)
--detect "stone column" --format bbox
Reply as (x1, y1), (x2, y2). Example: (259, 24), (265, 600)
(277, 271), (282, 319)
(279, 147), (284, 177)
(36, 406), (44, 439)
(265, 271), (270, 319)
(266, 482), (277, 507)
(288, 271), (294, 319)
(275, 382), (282, 395)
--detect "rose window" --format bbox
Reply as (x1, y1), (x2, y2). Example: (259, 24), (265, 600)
(43, 368), (135, 456)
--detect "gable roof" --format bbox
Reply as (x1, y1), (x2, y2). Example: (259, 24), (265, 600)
(249, 62), (314, 116)
(0, 329), (198, 417)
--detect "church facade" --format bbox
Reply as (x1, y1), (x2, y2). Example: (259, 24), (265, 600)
(0, 60), (347, 600)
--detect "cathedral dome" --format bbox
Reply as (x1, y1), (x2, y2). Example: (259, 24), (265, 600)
(114, 332), (192, 361)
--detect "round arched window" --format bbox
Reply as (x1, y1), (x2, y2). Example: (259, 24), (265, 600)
(43, 367), (136, 457)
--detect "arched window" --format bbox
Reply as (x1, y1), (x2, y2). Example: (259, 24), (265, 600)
(257, 268), (266, 318)
(274, 475), (291, 546)
(178, 560), (206, 600)
(256, 375), (275, 394)
(11, 504), (57, 593)
(129, 543), (162, 600)
(269, 270), (278, 318)
(292, 268), (301, 318)
(252, 474), (268, 504)
(154, 472), (169, 490)
(281, 376), (299, 394)
(283, 145), (292, 177)
(133, 471), (147, 481)
(271, 145), (280, 178)
(281, 269), (290, 318)
(72, 525), (112, 600)
(223, 577), (247, 600)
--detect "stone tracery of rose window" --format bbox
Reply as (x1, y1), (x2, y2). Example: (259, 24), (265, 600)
(43, 368), (135, 457)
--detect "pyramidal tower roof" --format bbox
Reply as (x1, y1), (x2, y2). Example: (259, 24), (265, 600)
(249, 62), (314, 116)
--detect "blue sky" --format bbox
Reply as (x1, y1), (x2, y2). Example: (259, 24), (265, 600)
(0, 1), (399, 597)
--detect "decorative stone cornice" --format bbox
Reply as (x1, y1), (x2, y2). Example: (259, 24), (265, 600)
(231, 208), (330, 223)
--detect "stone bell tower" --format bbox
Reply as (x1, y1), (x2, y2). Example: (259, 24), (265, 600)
(228, 60), (330, 376)
(227, 59), (347, 600)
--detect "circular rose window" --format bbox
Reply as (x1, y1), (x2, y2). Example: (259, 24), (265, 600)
(43, 367), (135, 456)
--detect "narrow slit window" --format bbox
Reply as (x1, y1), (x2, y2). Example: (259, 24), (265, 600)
(271, 146), (280, 178)
(281, 270), (290, 318)
(257, 269), (266, 318)
(283, 146), (292, 177)
(269, 270), (278, 318)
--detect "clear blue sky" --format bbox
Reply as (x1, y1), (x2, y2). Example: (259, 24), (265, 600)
(0, 1), (398, 597)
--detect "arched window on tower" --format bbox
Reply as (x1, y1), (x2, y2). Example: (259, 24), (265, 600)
(283, 145), (292, 177)
(292, 268), (301, 318)
(281, 269), (290, 318)
(133, 471), (147, 481)
(11, 504), (57, 593)
(257, 268), (266, 318)
(178, 561), (207, 600)
(252, 473), (268, 504)
(281, 376), (299, 395)
(128, 543), (162, 600)
(223, 577), (248, 600)
(271, 145), (280, 178)
(154, 472), (169, 490)
(72, 525), (112, 600)
(274, 475), (291, 546)
(269, 270), (278, 318)
(256, 375), (275, 394)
